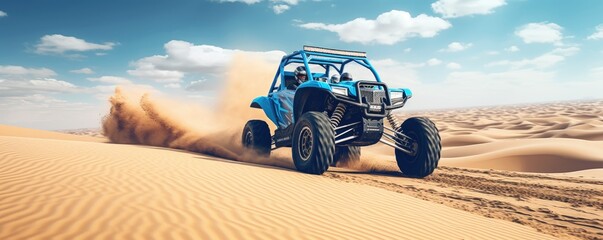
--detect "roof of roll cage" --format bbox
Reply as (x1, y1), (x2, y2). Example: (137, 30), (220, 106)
(281, 46), (369, 66)
(302, 45), (367, 58)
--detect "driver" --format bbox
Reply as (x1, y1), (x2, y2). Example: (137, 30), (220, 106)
(294, 66), (307, 86)
(276, 66), (307, 129)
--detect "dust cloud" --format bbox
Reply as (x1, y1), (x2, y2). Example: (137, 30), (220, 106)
(102, 53), (293, 169)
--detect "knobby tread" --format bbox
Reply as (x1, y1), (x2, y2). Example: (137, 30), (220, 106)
(395, 117), (441, 178)
(292, 112), (335, 174)
(242, 120), (271, 156)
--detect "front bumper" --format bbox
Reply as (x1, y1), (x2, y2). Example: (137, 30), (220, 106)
(331, 81), (408, 118)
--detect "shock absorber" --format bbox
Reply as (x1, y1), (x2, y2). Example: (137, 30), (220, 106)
(330, 103), (346, 128)
(386, 112), (401, 131)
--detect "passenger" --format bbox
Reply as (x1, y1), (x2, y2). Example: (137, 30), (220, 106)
(341, 72), (353, 81)
(330, 74), (340, 83)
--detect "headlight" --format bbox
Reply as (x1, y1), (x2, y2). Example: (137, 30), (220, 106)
(332, 86), (348, 96)
(390, 91), (403, 99)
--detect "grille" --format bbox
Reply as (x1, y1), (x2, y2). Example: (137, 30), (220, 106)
(360, 89), (385, 104)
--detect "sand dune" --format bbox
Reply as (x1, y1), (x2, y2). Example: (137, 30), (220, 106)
(393, 100), (603, 173)
(0, 132), (556, 239)
(441, 138), (603, 172)
(0, 124), (106, 143)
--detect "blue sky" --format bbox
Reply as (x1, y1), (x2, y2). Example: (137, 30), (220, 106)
(1, 0), (602, 130)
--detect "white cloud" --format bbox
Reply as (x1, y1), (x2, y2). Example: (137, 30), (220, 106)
(427, 58), (442, 66)
(0, 65), (57, 78)
(127, 57), (184, 83)
(186, 80), (208, 91)
(70, 68), (94, 74)
(336, 58), (422, 87)
(431, 0), (506, 18)
(587, 24), (603, 40)
(549, 46), (580, 56)
(0, 78), (79, 96)
(446, 62), (462, 69)
(505, 45), (520, 52)
(273, 4), (290, 14)
(0, 94), (67, 105)
(35, 34), (116, 54)
(164, 83), (181, 89)
(486, 51), (499, 55)
(403, 48), (412, 52)
(30, 79), (76, 88)
(218, 0), (298, 4)
(87, 76), (133, 85)
(486, 47), (579, 69)
(216, 0), (262, 4)
(441, 42), (472, 52)
(361, 59), (421, 86)
(419, 69), (603, 108)
(217, 0), (301, 14)
(128, 40), (285, 83)
(272, 0), (298, 4)
(515, 22), (564, 45)
(0, 10), (7, 17)
(299, 10), (451, 45)
(0, 93), (104, 130)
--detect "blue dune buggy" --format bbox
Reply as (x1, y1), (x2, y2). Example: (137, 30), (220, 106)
(242, 46), (441, 177)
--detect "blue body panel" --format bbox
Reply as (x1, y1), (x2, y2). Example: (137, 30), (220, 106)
(251, 96), (279, 126)
(330, 81), (358, 97)
(297, 80), (331, 91)
(402, 88), (413, 98)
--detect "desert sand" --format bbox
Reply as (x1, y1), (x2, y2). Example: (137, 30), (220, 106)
(0, 125), (558, 240)
(2, 100), (603, 239)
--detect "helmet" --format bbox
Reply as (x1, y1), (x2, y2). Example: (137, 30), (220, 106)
(294, 66), (307, 83)
(341, 72), (353, 81)
(330, 74), (340, 83)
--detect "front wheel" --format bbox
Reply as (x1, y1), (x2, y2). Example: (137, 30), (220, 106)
(395, 117), (441, 178)
(242, 120), (271, 156)
(292, 112), (335, 174)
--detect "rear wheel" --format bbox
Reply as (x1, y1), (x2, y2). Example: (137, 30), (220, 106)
(395, 117), (441, 178)
(332, 146), (360, 167)
(242, 120), (271, 156)
(292, 112), (335, 174)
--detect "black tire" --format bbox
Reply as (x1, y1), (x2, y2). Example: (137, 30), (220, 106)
(292, 112), (335, 174)
(395, 117), (441, 178)
(242, 120), (271, 156)
(331, 146), (360, 167)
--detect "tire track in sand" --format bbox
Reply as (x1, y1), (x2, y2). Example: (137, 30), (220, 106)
(325, 165), (603, 240)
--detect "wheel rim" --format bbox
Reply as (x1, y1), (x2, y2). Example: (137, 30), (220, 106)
(298, 126), (313, 161)
(406, 131), (419, 161)
(244, 130), (253, 147)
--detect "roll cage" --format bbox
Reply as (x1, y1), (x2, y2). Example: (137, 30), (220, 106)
(268, 46), (383, 93)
